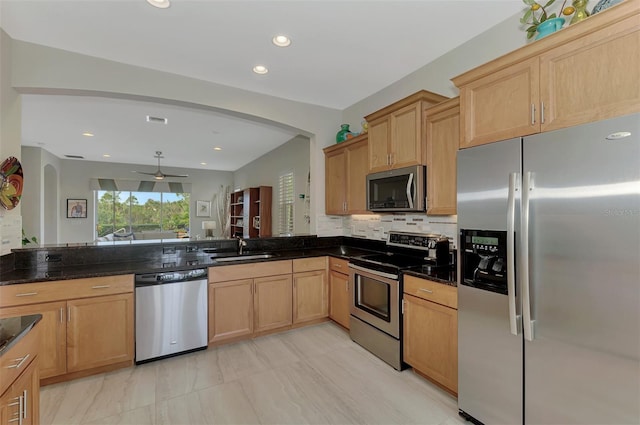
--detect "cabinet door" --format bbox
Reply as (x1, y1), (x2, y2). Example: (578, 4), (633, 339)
(390, 102), (422, 169)
(403, 294), (458, 394)
(425, 100), (459, 215)
(329, 270), (350, 329)
(460, 57), (540, 148)
(66, 293), (134, 372)
(345, 138), (369, 214)
(368, 117), (391, 172)
(324, 148), (347, 214)
(0, 358), (39, 425)
(254, 275), (293, 333)
(0, 301), (66, 380)
(209, 280), (254, 344)
(539, 15), (640, 132)
(293, 270), (328, 324)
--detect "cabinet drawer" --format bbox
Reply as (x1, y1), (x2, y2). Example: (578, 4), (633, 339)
(0, 323), (39, 395)
(329, 257), (349, 274)
(403, 275), (457, 309)
(209, 260), (293, 283)
(0, 275), (134, 308)
(293, 257), (327, 273)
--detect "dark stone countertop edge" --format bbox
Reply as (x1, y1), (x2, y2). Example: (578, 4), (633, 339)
(0, 314), (42, 357)
(0, 247), (383, 286)
(403, 269), (458, 287)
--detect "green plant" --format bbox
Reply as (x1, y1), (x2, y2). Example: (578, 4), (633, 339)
(521, 0), (576, 39)
(22, 228), (38, 246)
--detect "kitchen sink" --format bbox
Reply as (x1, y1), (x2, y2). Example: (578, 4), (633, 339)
(212, 253), (276, 262)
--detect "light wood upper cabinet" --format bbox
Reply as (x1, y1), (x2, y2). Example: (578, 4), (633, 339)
(0, 301), (66, 380)
(365, 90), (448, 173)
(0, 357), (39, 425)
(453, 0), (640, 148)
(424, 97), (460, 215)
(66, 293), (134, 372)
(323, 134), (369, 215)
(254, 275), (293, 333)
(458, 58), (540, 148)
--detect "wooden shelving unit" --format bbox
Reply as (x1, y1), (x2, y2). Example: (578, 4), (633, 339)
(230, 186), (272, 238)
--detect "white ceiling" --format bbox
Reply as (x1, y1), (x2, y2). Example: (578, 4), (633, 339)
(2, 0), (524, 171)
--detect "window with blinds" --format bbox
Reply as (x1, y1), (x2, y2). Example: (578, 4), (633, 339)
(279, 172), (294, 235)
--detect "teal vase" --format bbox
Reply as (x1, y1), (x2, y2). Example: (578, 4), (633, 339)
(535, 17), (565, 40)
(336, 124), (352, 143)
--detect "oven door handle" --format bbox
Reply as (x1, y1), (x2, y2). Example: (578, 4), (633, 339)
(348, 263), (398, 280)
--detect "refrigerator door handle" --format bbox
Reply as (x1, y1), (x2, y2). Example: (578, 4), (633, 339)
(522, 171), (535, 341)
(507, 172), (521, 336)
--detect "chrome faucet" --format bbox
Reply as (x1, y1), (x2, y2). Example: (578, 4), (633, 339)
(238, 238), (247, 255)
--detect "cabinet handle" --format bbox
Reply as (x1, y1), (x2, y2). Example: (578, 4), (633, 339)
(419, 288), (434, 294)
(7, 354), (29, 369)
(91, 285), (110, 289)
(15, 292), (37, 297)
(22, 390), (27, 419)
(401, 299), (406, 314)
(531, 103), (536, 125)
(541, 101), (545, 124)
(8, 395), (22, 424)
(60, 307), (64, 323)
(67, 306), (71, 323)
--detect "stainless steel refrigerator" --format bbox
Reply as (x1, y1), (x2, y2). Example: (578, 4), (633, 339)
(457, 113), (640, 424)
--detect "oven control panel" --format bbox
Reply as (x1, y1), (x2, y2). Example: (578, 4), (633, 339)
(387, 231), (447, 250)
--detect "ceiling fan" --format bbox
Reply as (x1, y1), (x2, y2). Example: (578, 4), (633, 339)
(133, 151), (188, 180)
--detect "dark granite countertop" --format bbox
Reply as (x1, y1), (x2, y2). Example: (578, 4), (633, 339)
(0, 314), (42, 357)
(403, 266), (457, 287)
(0, 245), (380, 286)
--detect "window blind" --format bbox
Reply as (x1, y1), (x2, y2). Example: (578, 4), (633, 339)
(278, 172), (294, 235)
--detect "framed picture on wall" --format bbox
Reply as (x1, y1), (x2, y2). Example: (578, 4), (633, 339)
(67, 199), (87, 218)
(196, 200), (211, 217)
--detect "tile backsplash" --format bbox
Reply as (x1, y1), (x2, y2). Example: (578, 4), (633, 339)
(318, 214), (458, 249)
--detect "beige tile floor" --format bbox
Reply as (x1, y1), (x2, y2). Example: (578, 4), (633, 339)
(40, 322), (465, 425)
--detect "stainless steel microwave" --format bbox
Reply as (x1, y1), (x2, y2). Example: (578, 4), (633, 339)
(366, 165), (426, 212)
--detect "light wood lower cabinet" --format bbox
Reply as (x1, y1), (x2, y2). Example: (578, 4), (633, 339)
(0, 275), (135, 384)
(208, 279), (254, 343)
(328, 257), (350, 329)
(293, 257), (328, 324)
(254, 275), (293, 332)
(403, 275), (458, 395)
(0, 358), (39, 425)
(0, 302), (66, 379)
(0, 323), (40, 425)
(66, 293), (134, 372)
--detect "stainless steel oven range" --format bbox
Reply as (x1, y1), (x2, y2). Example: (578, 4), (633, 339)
(348, 231), (450, 370)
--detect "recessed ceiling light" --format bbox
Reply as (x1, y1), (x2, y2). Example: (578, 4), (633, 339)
(146, 115), (168, 124)
(213, 147), (222, 151)
(103, 154), (111, 158)
(253, 65), (268, 75)
(272, 35), (291, 47)
(146, 0), (170, 9)
(200, 162), (207, 165)
(82, 132), (94, 137)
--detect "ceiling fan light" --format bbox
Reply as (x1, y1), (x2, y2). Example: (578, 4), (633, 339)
(154, 175), (164, 180)
(146, 0), (170, 9)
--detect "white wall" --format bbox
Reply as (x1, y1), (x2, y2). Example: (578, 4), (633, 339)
(341, 12), (525, 131)
(0, 29), (23, 253)
(233, 135), (311, 236)
(9, 38), (343, 238)
(54, 157), (233, 243)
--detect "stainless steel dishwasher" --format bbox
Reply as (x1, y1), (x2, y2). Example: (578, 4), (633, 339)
(135, 268), (208, 363)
